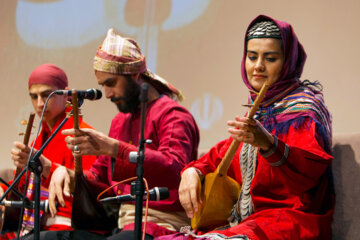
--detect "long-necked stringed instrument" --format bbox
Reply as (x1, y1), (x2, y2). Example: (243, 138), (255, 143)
(2, 112), (35, 231)
(70, 91), (117, 231)
(14, 113), (36, 184)
(191, 80), (271, 230)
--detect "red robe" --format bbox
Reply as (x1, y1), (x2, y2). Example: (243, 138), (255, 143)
(155, 14), (333, 240)
(182, 118), (333, 240)
(2, 110), (96, 234)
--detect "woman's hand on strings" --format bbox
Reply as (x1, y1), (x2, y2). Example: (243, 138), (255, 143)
(178, 167), (203, 218)
(227, 116), (274, 151)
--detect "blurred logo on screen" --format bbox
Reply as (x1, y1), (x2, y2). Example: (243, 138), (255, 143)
(16, 0), (210, 71)
(190, 94), (223, 130)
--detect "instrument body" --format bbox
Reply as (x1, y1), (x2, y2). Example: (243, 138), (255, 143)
(191, 81), (271, 230)
(191, 169), (241, 230)
(70, 91), (117, 231)
(2, 113), (35, 232)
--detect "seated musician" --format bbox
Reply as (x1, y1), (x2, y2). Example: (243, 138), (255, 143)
(45, 28), (200, 240)
(157, 15), (334, 240)
(0, 64), (96, 239)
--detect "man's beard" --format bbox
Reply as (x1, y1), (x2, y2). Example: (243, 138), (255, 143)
(111, 75), (141, 113)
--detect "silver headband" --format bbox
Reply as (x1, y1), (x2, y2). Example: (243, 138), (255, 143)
(247, 21), (281, 40)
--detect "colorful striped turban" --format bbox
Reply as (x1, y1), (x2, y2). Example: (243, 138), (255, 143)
(94, 28), (183, 101)
(28, 63), (68, 90)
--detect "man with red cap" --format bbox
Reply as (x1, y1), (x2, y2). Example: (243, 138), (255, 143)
(0, 64), (97, 238)
(46, 28), (200, 240)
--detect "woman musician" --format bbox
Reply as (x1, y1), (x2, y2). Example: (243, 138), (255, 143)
(160, 15), (334, 240)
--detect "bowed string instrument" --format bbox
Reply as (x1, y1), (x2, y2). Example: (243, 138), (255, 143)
(191, 79), (271, 230)
(69, 91), (117, 231)
(14, 113), (36, 185)
(2, 112), (36, 231)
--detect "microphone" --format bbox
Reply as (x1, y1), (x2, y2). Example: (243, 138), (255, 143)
(140, 83), (149, 102)
(54, 88), (102, 100)
(0, 199), (54, 213)
(100, 187), (169, 204)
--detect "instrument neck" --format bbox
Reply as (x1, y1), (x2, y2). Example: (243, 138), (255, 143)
(14, 112), (36, 182)
(216, 80), (271, 177)
(71, 91), (83, 174)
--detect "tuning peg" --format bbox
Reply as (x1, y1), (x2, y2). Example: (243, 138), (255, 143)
(18, 132), (35, 136)
(242, 104), (254, 108)
(249, 90), (259, 95)
(67, 109), (83, 118)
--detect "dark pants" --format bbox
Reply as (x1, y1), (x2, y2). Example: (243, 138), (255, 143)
(20, 230), (154, 240)
(107, 230), (154, 240)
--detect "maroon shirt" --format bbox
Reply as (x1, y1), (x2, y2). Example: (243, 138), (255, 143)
(182, 119), (333, 240)
(87, 95), (199, 212)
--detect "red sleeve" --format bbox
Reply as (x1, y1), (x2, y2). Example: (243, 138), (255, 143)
(183, 138), (230, 175)
(258, 119), (332, 193)
(181, 137), (243, 185)
(144, 108), (199, 188)
(184, 118), (332, 195)
(40, 155), (97, 188)
(81, 155), (97, 171)
(42, 120), (97, 187)
(89, 155), (113, 184)
(112, 107), (199, 189)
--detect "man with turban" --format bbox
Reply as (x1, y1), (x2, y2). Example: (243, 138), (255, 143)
(46, 29), (200, 240)
(0, 64), (97, 239)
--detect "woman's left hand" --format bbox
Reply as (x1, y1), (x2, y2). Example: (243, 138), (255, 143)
(227, 116), (274, 151)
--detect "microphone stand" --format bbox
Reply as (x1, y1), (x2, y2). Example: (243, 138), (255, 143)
(0, 99), (84, 240)
(129, 83), (149, 240)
